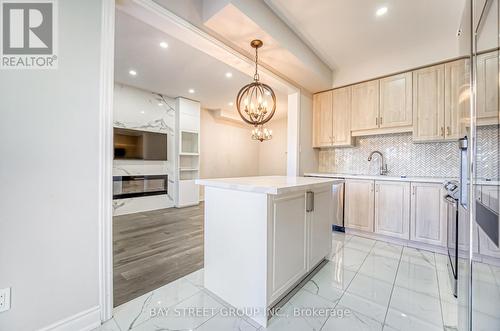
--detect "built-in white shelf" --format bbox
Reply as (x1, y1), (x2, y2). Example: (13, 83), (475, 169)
(180, 168), (199, 172)
(179, 152), (199, 156)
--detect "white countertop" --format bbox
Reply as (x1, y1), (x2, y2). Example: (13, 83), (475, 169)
(196, 176), (343, 195)
(304, 172), (454, 184)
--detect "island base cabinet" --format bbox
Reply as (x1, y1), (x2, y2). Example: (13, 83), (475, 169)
(345, 179), (375, 232)
(410, 183), (447, 246)
(203, 183), (333, 328)
(308, 187), (334, 269)
(374, 181), (410, 239)
(268, 191), (308, 303)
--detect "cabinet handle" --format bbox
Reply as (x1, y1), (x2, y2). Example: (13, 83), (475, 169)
(371, 184), (374, 192)
(306, 191), (314, 212)
(446, 126), (451, 136)
(441, 127), (445, 137)
(375, 184), (379, 192)
(332, 136), (336, 143)
(379, 117), (383, 125)
(375, 117), (378, 125)
(412, 186), (416, 195)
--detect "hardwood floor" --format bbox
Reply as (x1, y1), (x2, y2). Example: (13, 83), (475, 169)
(113, 203), (204, 307)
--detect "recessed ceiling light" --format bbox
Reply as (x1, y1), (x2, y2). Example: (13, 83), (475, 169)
(129, 69), (137, 76)
(188, 89), (195, 94)
(228, 102), (234, 106)
(158, 102), (163, 106)
(159, 41), (168, 49)
(140, 110), (145, 114)
(225, 72), (233, 78)
(376, 6), (388, 16)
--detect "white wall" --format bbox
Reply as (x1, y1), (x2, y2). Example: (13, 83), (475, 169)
(0, 1), (103, 330)
(298, 91), (318, 175)
(200, 109), (261, 180)
(199, 109), (288, 191)
(258, 117), (288, 175)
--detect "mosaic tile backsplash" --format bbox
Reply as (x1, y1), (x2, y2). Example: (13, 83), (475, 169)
(318, 126), (498, 179)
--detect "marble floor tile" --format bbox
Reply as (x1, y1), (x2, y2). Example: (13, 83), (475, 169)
(358, 253), (400, 282)
(196, 314), (257, 331)
(130, 290), (223, 330)
(321, 305), (383, 331)
(346, 273), (394, 307)
(113, 277), (201, 330)
(385, 308), (443, 331)
(338, 291), (388, 323)
(331, 247), (370, 271)
(401, 247), (436, 268)
(389, 286), (443, 328)
(343, 236), (376, 253)
(284, 289), (338, 330)
(395, 261), (440, 297)
(93, 318), (121, 331)
(371, 241), (403, 260)
(185, 268), (205, 288)
(302, 261), (356, 302)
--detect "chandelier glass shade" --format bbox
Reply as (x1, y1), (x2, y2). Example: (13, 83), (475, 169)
(236, 40), (276, 127)
(251, 125), (273, 142)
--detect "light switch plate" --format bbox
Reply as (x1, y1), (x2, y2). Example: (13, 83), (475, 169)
(0, 288), (11, 313)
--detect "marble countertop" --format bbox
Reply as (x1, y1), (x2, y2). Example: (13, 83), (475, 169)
(304, 172), (453, 184)
(196, 176), (343, 195)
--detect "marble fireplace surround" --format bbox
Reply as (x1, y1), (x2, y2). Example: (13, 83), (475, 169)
(318, 126), (498, 180)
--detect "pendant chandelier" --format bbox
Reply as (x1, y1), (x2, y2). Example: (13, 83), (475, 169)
(251, 125), (273, 142)
(236, 40), (276, 141)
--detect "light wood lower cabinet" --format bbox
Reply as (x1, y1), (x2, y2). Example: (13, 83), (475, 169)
(410, 182), (447, 246)
(374, 181), (410, 239)
(345, 179), (375, 232)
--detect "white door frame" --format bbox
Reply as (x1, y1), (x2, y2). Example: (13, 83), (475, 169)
(98, 0), (302, 321)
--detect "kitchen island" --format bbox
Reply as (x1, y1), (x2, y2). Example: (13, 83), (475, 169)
(195, 176), (341, 327)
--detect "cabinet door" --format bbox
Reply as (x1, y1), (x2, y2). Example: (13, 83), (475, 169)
(444, 59), (468, 140)
(412, 65), (445, 142)
(308, 187), (333, 269)
(379, 72), (413, 128)
(478, 186), (500, 258)
(351, 80), (379, 131)
(313, 91), (333, 147)
(374, 181), (410, 239)
(270, 191), (308, 300)
(332, 87), (353, 146)
(410, 183), (447, 246)
(345, 179), (374, 232)
(476, 51), (499, 121)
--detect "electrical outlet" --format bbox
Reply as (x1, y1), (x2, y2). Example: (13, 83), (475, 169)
(0, 288), (11, 313)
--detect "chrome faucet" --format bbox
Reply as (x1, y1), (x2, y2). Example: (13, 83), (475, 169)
(368, 151), (388, 175)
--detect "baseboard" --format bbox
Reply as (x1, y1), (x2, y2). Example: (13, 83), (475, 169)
(345, 228), (448, 255)
(38, 306), (101, 331)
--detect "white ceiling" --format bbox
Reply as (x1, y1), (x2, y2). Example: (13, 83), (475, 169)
(114, 11), (288, 118)
(266, 0), (466, 86)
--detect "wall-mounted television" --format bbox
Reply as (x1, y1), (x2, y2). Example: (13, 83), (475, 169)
(114, 128), (167, 161)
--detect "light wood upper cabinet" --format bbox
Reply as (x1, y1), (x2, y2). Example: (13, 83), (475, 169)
(374, 181), (410, 240)
(413, 64), (445, 142)
(331, 87), (352, 146)
(313, 91), (333, 147)
(351, 81), (379, 131)
(444, 59), (468, 140)
(345, 179), (374, 232)
(476, 51), (499, 124)
(379, 72), (413, 129)
(410, 182), (447, 247)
